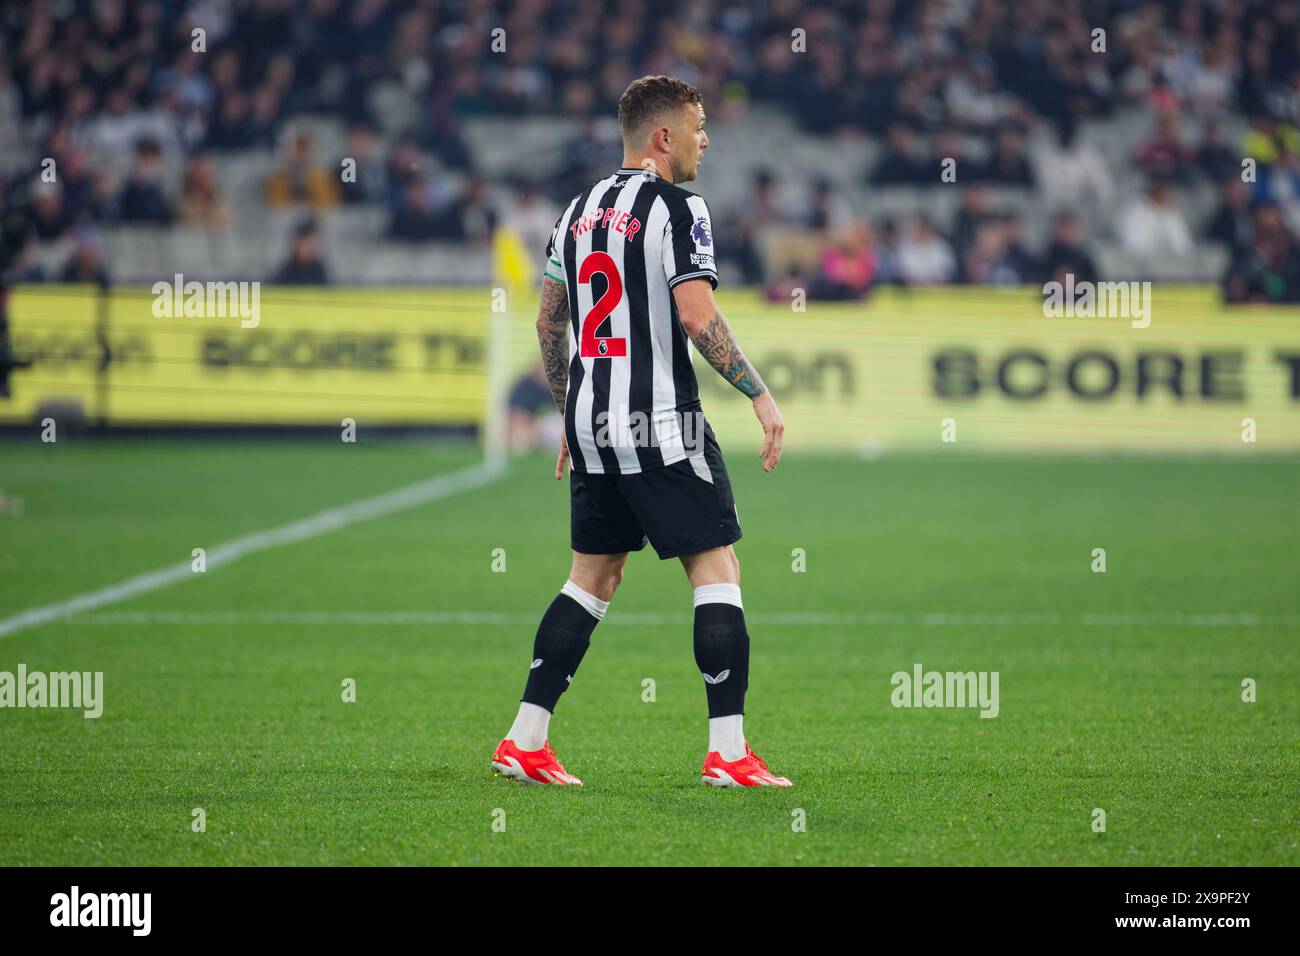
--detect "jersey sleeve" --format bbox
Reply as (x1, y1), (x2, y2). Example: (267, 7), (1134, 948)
(662, 194), (718, 290)
(543, 212), (566, 284)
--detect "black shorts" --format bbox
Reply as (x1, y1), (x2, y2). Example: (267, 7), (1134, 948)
(570, 430), (742, 560)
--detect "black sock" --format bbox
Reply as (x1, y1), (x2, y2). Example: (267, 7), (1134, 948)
(521, 593), (599, 712)
(694, 602), (749, 718)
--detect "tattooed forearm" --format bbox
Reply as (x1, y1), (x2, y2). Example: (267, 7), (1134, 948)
(690, 309), (768, 399)
(535, 276), (571, 414)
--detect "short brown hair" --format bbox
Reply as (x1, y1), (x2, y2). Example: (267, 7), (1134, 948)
(617, 75), (702, 143)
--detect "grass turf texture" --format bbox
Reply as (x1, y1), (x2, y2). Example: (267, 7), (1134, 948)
(1, 439), (1296, 866)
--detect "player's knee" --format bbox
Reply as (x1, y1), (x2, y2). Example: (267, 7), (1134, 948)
(573, 556), (625, 602)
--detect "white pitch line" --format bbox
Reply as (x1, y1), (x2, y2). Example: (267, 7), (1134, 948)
(0, 459), (505, 640)
(66, 610), (1300, 628)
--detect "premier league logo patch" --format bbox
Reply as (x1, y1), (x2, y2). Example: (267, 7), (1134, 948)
(692, 217), (712, 248)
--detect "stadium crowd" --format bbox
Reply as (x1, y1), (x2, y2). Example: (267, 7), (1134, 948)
(2, 0), (1299, 301)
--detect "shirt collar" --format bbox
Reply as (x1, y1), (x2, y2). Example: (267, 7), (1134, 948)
(617, 165), (662, 180)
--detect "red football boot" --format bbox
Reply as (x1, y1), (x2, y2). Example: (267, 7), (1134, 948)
(701, 741), (792, 787)
(491, 739), (583, 785)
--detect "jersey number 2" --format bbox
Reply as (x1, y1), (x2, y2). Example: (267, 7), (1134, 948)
(578, 251), (626, 358)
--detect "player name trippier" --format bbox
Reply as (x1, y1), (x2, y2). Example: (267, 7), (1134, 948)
(0, 664), (103, 718)
(569, 204), (642, 242)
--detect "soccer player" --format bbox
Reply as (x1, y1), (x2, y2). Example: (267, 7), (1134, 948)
(491, 76), (791, 788)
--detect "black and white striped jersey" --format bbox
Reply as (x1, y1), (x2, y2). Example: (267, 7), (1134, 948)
(543, 166), (719, 475)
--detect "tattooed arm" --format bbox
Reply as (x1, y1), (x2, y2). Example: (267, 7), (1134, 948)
(536, 275), (571, 414)
(690, 309), (768, 399)
(535, 275), (573, 478)
(672, 279), (784, 472)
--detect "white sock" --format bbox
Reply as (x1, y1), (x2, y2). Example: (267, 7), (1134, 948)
(693, 583), (742, 609)
(507, 701), (551, 751)
(562, 579), (610, 620)
(709, 715), (746, 761)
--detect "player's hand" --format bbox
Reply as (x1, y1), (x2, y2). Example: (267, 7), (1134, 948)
(555, 433), (570, 480)
(753, 392), (784, 472)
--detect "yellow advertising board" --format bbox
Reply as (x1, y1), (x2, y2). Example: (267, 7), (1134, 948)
(6, 284), (1299, 454)
(504, 285), (1300, 455)
(3, 285), (490, 427)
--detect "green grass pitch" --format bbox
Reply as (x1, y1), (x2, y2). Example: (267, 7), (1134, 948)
(1, 438), (1296, 865)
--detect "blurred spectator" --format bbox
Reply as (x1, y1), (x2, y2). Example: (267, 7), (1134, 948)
(508, 362), (563, 452)
(1043, 213), (1099, 286)
(1118, 180), (1194, 258)
(1242, 114), (1300, 167)
(1034, 118), (1113, 211)
(87, 88), (179, 170)
(897, 219), (956, 285)
(337, 123), (388, 206)
(503, 181), (560, 263)
(384, 136), (427, 209)
(951, 184), (994, 263)
(1136, 116), (1198, 184)
(1206, 179), (1256, 256)
(85, 170), (121, 223)
(388, 176), (442, 242)
(246, 85), (286, 148)
(1187, 41), (1236, 113)
(270, 220), (329, 285)
(264, 131), (340, 210)
(26, 180), (71, 240)
(1272, 69), (1300, 127)
(725, 169), (791, 285)
(740, 170), (788, 230)
(422, 108), (473, 172)
(944, 56), (1011, 133)
(205, 92), (254, 150)
(762, 264), (806, 305)
(933, 131), (979, 184)
(59, 229), (110, 285)
(960, 219), (1009, 285)
(118, 139), (173, 225)
(1253, 148), (1300, 231)
(811, 221), (877, 301)
(957, 214), (1038, 285)
(978, 126), (1035, 186)
(55, 148), (94, 224)
(1196, 120), (1241, 182)
(1222, 203), (1300, 303)
(178, 156), (231, 231)
(443, 176), (498, 246)
(996, 215), (1040, 285)
(872, 218), (903, 286)
(153, 48), (215, 127)
(802, 177), (848, 233)
(871, 124), (932, 185)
